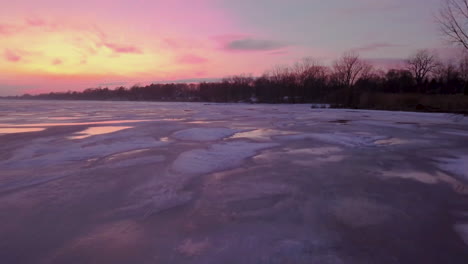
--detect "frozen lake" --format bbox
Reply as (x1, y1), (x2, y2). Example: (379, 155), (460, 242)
(1, 99), (468, 264)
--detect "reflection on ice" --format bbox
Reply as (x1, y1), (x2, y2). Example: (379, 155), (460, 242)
(0, 127), (45, 134)
(0, 119), (152, 127)
(69, 126), (133, 139)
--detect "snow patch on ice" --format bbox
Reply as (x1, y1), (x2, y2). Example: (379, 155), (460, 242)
(230, 129), (297, 141)
(438, 155), (468, 182)
(454, 224), (468, 246)
(381, 170), (468, 194)
(172, 141), (278, 174)
(172, 127), (243, 141)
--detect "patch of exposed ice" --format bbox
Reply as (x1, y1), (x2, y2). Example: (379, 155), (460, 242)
(293, 155), (345, 166)
(177, 239), (210, 257)
(441, 130), (468, 137)
(4, 136), (169, 168)
(254, 147), (345, 167)
(381, 171), (439, 184)
(285, 147), (342, 155)
(172, 127), (243, 141)
(329, 197), (396, 228)
(105, 148), (151, 161)
(172, 141), (278, 174)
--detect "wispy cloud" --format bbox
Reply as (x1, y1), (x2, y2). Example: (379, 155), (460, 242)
(25, 17), (47, 27)
(0, 23), (19, 36)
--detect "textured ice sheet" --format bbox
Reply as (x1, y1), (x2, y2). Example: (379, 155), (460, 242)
(172, 141), (278, 174)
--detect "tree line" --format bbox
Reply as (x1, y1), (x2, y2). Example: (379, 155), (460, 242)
(10, 49), (468, 111)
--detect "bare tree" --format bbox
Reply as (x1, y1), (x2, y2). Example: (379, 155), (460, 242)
(406, 49), (439, 86)
(438, 0), (468, 50)
(333, 52), (372, 88)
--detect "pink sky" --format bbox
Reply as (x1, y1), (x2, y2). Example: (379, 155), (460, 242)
(0, 0), (456, 95)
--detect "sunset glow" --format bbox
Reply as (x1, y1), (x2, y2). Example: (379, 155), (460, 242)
(0, 0), (446, 95)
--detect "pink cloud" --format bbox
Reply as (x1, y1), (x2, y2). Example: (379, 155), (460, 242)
(177, 54), (208, 64)
(25, 17), (47, 27)
(163, 38), (181, 49)
(103, 42), (142, 54)
(4, 50), (22, 62)
(0, 23), (19, 36)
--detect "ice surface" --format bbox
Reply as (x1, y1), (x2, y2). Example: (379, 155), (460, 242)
(1, 100), (468, 264)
